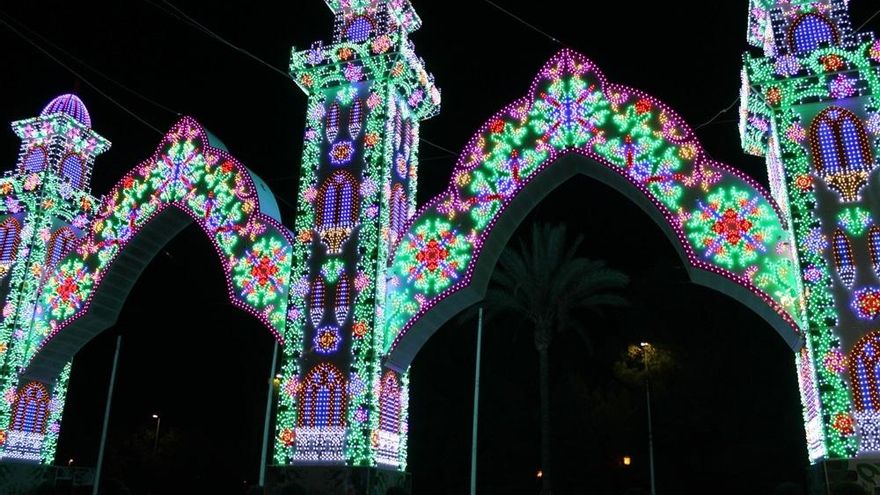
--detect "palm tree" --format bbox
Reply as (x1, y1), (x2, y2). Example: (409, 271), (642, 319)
(483, 223), (629, 494)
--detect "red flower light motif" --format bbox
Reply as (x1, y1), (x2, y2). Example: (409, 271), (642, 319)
(280, 428), (296, 447)
(56, 276), (79, 302)
(416, 239), (448, 272)
(794, 174), (813, 192)
(489, 119), (505, 134)
(712, 209), (753, 245)
(853, 288), (880, 320)
(821, 55), (844, 72)
(766, 87), (782, 106)
(352, 321), (368, 338)
(635, 98), (652, 115)
(123, 176), (135, 189)
(250, 256), (279, 287)
(832, 413), (855, 436)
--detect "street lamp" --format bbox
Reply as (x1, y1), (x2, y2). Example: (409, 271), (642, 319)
(152, 414), (161, 455)
(639, 343), (657, 495)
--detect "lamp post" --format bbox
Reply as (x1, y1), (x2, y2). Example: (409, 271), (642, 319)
(152, 414), (161, 455)
(640, 342), (656, 495)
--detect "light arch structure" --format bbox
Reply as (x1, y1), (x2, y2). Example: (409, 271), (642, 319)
(383, 50), (805, 370)
(19, 117), (294, 382)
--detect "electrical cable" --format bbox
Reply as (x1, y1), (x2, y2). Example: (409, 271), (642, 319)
(0, 13), (164, 135)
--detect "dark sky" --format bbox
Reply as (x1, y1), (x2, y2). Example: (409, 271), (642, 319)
(1, 1), (878, 493)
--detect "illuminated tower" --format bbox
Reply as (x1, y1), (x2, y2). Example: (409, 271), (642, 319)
(0, 94), (109, 462)
(277, 0), (439, 471)
(741, 0), (880, 461)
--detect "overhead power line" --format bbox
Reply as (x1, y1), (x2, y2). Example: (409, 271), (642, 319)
(856, 7), (880, 32)
(144, 0), (459, 157)
(482, 0), (564, 46)
(0, 11), (164, 135)
(694, 96), (740, 131)
(0, 10), (181, 118)
(142, 0), (292, 81)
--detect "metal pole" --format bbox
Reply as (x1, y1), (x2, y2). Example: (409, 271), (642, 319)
(469, 307), (484, 495)
(644, 346), (656, 495)
(822, 460), (832, 495)
(93, 335), (122, 495)
(259, 341), (280, 487)
(646, 379), (656, 495)
(153, 416), (161, 455)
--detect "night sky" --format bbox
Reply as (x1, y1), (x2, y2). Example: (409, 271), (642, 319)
(1, 1), (879, 494)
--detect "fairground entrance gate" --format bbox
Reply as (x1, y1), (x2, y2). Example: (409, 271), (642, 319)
(1, 0), (880, 493)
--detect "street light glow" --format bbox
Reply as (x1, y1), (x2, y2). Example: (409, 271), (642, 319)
(152, 414), (159, 419)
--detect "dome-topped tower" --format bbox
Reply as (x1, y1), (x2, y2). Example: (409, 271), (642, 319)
(0, 96), (108, 462)
(11, 93), (109, 191)
(39, 94), (92, 128)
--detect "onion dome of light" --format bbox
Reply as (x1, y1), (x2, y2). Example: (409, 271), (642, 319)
(39, 94), (92, 128)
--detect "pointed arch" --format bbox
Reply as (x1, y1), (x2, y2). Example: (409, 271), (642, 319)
(326, 102), (341, 143)
(10, 382), (49, 434)
(45, 227), (77, 270)
(60, 154), (85, 189)
(393, 109), (403, 151)
(298, 363), (347, 428)
(389, 183), (408, 249)
(315, 170), (360, 254)
(852, 331), (880, 452)
(310, 275), (327, 327)
(384, 50), (802, 370)
(0, 217), (21, 266)
(832, 229), (856, 288)
(22, 147), (47, 173)
(789, 13), (839, 54)
(21, 118), (293, 382)
(376, 370), (403, 467)
(334, 274), (351, 326)
(344, 15), (375, 43)
(870, 226), (880, 276)
(379, 371), (401, 433)
(349, 98), (365, 138)
(809, 107), (874, 201)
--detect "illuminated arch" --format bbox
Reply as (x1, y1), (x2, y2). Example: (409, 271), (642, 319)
(20, 118), (293, 382)
(22, 147), (47, 173)
(60, 154), (85, 189)
(45, 227), (77, 270)
(384, 50), (802, 370)
(389, 183), (408, 248)
(870, 226), (880, 275)
(315, 170), (360, 254)
(10, 382), (49, 434)
(832, 229), (856, 288)
(334, 274), (351, 326)
(0, 217), (21, 266)
(310, 275), (327, 327)
(851, 331), (880, 452)
(809, 107), (874, 202)
(789, 13), (839, 54)
(298, 363), (347, 428)
(326, 102), (341, 143)
(376, 370), (402, 467)
(349, 98), (365, 138)
(344, 15), (375, 43)
(379, 371), (401, 433)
